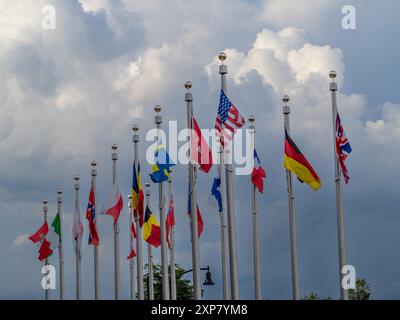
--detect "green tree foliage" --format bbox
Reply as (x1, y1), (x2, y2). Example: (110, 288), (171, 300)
(348, 278), (371, 300)
(144, 263), (194, 300)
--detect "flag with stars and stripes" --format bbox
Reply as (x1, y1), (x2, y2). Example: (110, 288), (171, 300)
(215, 90), (245, 148)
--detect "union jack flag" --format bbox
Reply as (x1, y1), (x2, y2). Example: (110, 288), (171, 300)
(215, 90), (245, 148)
(86, 184), (99, 246)
(335, 112), (352, 184)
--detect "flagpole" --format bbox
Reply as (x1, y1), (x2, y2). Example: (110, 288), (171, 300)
(74, 176), (82, 300)
(217, 141), (229, 300)
(155, 105), (170, 300)
(128, 195), (136, 300)
(248, 116), (262, 300)
(168, 175), (177, 300)
(43, 199), (50, 301)
(57, 190), (65, 300)
(91, 160), (101, 300)
(185, 81), (202, 300)
(218, 52), (240, 300)
(133, 125), (145, 300)
(111, 144), (121, 300)
(329, 71), (349, 300)
(282, 95), (300, 300)
(145, 182), (154, 300)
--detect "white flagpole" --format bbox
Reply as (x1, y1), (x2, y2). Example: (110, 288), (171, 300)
(145, 182), (154, 300)
(57, 190), (65, 300)
(248, 116), (262, 300)
(154, 105), (170, 300)
(74, 176), (82, 300)
(168, 175), (177, 300)
(218, 52), (240, 300)
(282, 95), (300, 300)
(217, 141), (230, 300)
(43, 199), (50, 301)
(91, 161), (101, 300)
(111, 145), (121, 300)
(329, 71), (349, 300)
(185, 82), (202, 300)
(133, 125), (145, 300)
(128, 195), (136, 300)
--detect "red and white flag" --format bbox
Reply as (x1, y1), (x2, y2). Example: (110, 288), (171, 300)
(192, 117), (213, 173)
(102, 179), (123, 225)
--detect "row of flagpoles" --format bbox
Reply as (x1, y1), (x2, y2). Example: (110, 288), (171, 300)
(28, 52), (352, 300)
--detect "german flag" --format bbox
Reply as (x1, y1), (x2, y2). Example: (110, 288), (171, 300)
(132, 162), (144, 227)
(143, 206), (161, 248)
(284, 129), (321, 191)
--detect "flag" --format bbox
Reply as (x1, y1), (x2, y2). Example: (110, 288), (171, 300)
(102, 179), (123, 225)
(38, 239), (52, 262)
(150, 143), (175, 183)
(127, 222), (137, 260)
(37, 213), (61, 261)
(166, 195), (175, 249)
(86, 184), (99, 246)
(192, 117), (213, 173)
(72, 200), (84, 255)
(252, 150), (267, 193)
(29, 222), (49, 243)
(29, 221), (51, 261)
(208, 169), (223, 212)
(284, 129), (321, 191)
(188, 192), (204, 238)
(214, 90), (245, 148)
(48, 212), (61, 251)
(336, 112), (352, 184)
(143, 206), (161, 248)
(132, 162), (144, 227)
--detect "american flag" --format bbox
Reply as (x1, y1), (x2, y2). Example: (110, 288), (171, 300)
(335, 112), (352, 184)
(215, 90), (245, 148)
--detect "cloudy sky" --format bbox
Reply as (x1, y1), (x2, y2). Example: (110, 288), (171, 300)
(1, 0), (400, 300)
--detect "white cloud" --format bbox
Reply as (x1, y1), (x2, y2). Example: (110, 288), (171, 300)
(12, 234), (30, 248)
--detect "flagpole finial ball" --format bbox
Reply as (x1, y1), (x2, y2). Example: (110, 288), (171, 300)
(184, 81), (192, 90)
(218, 52), (227, 62)
(248, 115), (255, 123)
(132, 125), (139, 132)
(91, 160), (97, 167)
(74, 175), (80, 181)
(329, 70), (337, 79)
(154, 105), (161, 113)
(282, 95), (290, 104)
(112, 144), (118, 151)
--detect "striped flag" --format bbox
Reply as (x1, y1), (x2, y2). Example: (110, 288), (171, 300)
(335, 112), (352, 184)
(215, 90), (245, 148)
(86, 184), (99, 246)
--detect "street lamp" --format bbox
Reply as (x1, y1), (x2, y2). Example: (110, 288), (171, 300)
(178, 266), (215, 286)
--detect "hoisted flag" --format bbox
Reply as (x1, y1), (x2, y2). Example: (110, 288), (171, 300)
(143, 206), (161, 248)
(102, 178), (123, 225)
(252, 150), (267, 193)
(150, 143), (175, 183)
(127, 222), (137, 260)
(132, 162), (144, 227)
(214, 90), (245, 148)
(192, 117), (213, 173)
(335, 112), (352, 184)
(284, 129), (321, 191)
(188, 193), (204, 238)
(86, 184), (99, 246)
(208, 169), (223, 212)
(166, 195), (175, 249)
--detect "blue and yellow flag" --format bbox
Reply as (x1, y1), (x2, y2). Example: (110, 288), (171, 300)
(150, 144), (175, 183)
